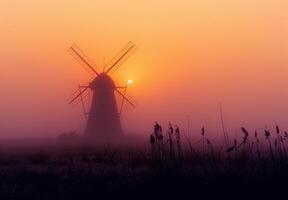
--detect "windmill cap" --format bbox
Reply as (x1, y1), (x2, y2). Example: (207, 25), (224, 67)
(90, 73), (116, 90)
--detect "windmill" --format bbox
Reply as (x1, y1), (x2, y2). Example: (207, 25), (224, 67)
(67, 42), (137, 142)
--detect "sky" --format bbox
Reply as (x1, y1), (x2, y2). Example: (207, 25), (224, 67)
(0, 0), (287, 140)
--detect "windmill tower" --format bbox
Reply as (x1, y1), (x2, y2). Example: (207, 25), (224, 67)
(68, 42), (137, 142)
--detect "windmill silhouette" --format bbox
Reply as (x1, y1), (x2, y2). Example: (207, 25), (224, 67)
(68, 42), (137, 142)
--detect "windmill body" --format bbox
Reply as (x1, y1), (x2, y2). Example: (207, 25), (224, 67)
(85, 73), (122, 139)
(68, 42), (136, 143)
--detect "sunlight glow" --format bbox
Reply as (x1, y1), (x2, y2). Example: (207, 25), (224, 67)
(127, 80), (133, 85)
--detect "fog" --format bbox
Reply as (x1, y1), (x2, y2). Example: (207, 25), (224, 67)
(0, 0), (287, 143)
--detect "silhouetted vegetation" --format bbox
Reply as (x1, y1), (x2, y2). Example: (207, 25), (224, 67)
(1, 123), (288, 199)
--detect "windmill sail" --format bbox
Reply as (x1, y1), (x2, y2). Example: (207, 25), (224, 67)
(105, 41), (137, 74)
(69, 44), (99, 75)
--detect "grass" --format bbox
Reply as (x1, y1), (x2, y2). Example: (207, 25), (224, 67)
(1, 123), (288, 199)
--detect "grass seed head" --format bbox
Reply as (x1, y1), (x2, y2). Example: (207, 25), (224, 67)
(276, 125), (280, 134)
(264, 129), (271, 139)
(201, 126), (205, 136)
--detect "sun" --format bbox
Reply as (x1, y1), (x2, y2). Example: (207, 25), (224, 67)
(127, 80), (134, 85)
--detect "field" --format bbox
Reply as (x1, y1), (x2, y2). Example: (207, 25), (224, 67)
(0, 125), (288, 199)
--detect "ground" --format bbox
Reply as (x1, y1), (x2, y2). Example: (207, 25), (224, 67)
(0, 143), (287, 199)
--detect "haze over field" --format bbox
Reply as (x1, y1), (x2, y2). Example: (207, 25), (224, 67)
(0, 0), (287, 140)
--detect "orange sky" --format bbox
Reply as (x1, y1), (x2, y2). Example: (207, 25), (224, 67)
(0, 0), (287, 139)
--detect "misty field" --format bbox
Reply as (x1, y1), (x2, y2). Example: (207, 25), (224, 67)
(1, 124), (288, 199)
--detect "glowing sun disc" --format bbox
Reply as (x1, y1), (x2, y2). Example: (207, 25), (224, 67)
(127, 80), (134, 85)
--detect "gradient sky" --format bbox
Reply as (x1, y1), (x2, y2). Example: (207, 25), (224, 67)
(0, 0), (287, 140)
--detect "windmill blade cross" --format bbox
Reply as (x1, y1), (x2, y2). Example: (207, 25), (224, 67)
(69, 86), (89, 104)
(124, 93), (137, 105)
(119, 86), (127, 116)
(70, 88), (90, 106)
(105, 41), (137, 74)
(67, 78), (93, 102)
(78, 85), (88, 121)
(115, 88), (136, 108)
(69, 44), (99, 76)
